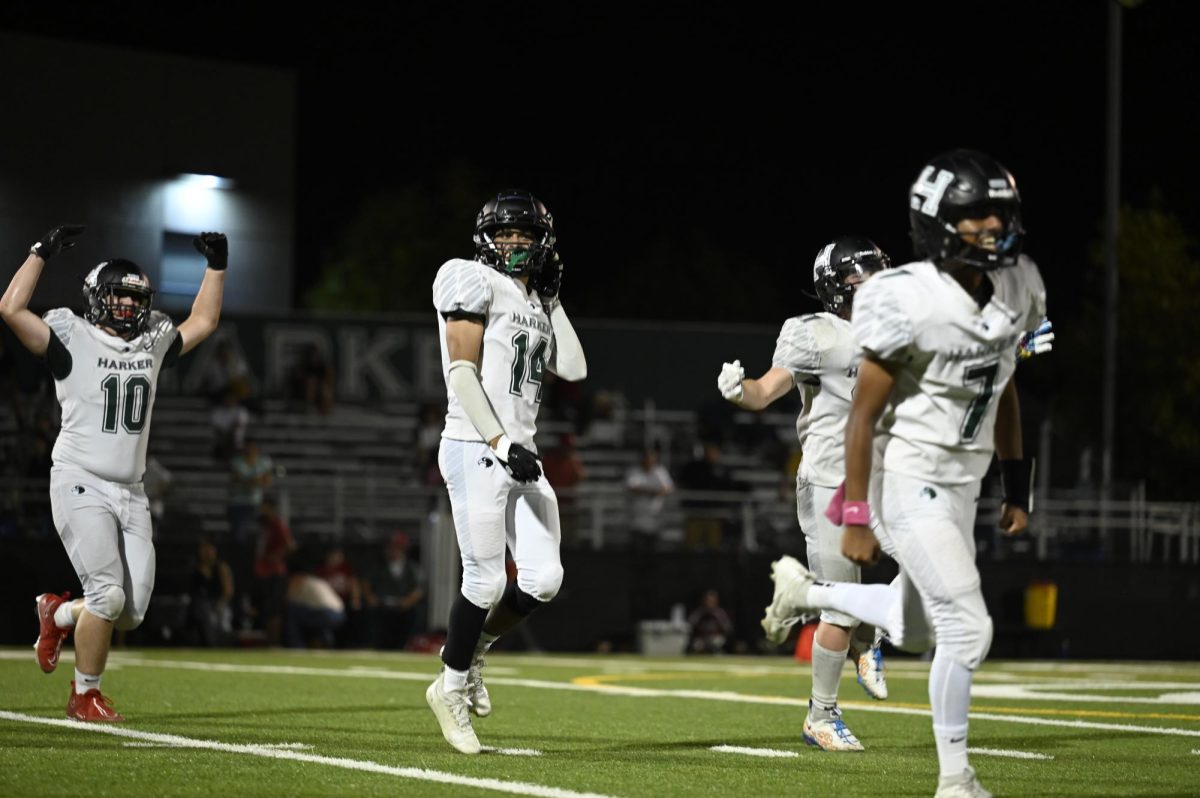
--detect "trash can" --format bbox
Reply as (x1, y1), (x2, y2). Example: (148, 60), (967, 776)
(1024, 581), (1058, 630)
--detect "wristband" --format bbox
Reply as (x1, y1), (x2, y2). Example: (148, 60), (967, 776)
(842, 501), (870, 527)
(1001, 458), (1033, 512)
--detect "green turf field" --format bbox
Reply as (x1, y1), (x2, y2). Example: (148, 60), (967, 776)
(2, 648), (1197, 797)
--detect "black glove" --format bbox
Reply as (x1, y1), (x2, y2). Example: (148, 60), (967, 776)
(531, 252), (563, 304)
(193, 232), (229, 271)
(30, 224), (86, 261)
(496, 438), (542, 483)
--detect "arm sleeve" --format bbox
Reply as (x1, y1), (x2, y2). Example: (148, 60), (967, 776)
(851, 274), (917, 363)
(446, 360), (505, 444)
(433, 260), (492, 321)
(546, 303), (587, 381)
(771, 317), (821, 380)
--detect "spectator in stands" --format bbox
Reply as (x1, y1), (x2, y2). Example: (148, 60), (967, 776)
(541, 433), (587, 544)
(200, 337), (256, 407)
(211, 388), (251, 461)
(186, 536), (235, 646)
(284, 568), (346, 648)
(677, 443), (744, 549)
(287, 343), (334, 415)
(228, 439), (273, 543)
(253, 498), (295, 646)
(364, 531), (426, 649)
(687, 588), (733, 654)
(315, 546), (363, 647)
(625, 448), (675, 549)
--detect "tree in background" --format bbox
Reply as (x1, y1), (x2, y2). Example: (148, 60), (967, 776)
(1054, 198), (1200, 499)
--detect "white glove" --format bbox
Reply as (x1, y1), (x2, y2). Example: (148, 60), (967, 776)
(718, 360), (745, 403)
(1017, 318), (1055, 360)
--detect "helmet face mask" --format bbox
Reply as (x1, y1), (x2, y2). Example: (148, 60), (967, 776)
(83, 260), (154, 337)
(909, 149), (1024, 272)
(473, 189), (555, 276)
(813, 236), (891, 318)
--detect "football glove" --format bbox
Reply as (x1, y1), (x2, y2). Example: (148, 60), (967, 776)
(718, 360), (745, 403)
(30, 224), (85, 261)
(532, 252), (563, 305)
(1017, 318), (1054, 360)
(193, 232), (229, 271)
(494, 436), (542, 483)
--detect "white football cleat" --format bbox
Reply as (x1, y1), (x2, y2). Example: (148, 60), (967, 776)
(466, 653), (491, 718)
(934, 767), (993, 798)
(802, 704), (864, 752)
(853, 640), (888, 700)
(761, 555), (817, 645)
(426, 676), (481, 754)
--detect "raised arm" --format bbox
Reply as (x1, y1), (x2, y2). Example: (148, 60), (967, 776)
(535, 254), (587, 381)
(0, 225), (86, 355)
(176, 233), (228, 355)
(717, 362), (794, 411)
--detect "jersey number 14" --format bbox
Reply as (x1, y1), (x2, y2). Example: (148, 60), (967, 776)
(510, 331), (547, 402)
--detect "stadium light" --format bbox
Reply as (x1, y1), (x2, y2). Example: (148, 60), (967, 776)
(175, 173), (236, 190)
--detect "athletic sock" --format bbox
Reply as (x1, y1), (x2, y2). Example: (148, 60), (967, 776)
(54, 601), (77, 629)
(929, 651), (974, 778)
(809, 639), (848, 719)
(75, 670), (101, 694)
(807, 582), (897, 633)
(442, 666), (468, 693)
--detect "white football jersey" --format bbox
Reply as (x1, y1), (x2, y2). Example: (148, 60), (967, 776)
(852, 255), (1047, 485)
(432, 259), (554, 449)
(772, 312), (859, 487)
(44, 308), (180, 484)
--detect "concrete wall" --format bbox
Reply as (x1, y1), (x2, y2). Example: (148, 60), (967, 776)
(0, 33), (295, 312)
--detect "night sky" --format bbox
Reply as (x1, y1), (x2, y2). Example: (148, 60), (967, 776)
(1, 3), (1195, 325)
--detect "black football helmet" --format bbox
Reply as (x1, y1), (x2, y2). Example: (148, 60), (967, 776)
(909, 149), (1024, 271)
(82, 259), (154, 337)
(473, 189), (556, 276)
(812, 236), (891, 318)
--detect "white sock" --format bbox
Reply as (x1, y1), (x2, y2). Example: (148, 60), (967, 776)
(442, 666), (468, 692)
(930, 651), (973, 778)
(809, 639), (848, 717)
(808, 583), (897, 633)
(75, 669), (101, 694)
(476, 632), (500, 655)
(55, 601), (77, 629)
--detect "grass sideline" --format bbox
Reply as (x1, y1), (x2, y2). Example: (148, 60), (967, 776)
(2, 648), (1198, 797)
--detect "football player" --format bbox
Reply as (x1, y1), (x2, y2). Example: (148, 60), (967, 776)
(767, 150), (1047, 798)
(0, 225), (229, 721)
(717, 236), (892, 752)
(426, 190), (587, 754)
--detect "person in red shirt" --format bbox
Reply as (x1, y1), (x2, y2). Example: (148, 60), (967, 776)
(253, 498), (295, 645)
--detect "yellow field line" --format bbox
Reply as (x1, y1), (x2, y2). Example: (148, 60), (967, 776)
(570, 673), (1200, 722)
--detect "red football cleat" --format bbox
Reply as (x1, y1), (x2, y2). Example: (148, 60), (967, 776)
(66, 683), (125, 722)
(34, 592), (72, 674)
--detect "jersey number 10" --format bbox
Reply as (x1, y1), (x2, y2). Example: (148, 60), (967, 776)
(100, 374), (151, 434)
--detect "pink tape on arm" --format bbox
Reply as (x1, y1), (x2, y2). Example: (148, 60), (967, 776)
(842, 502), (870, 526)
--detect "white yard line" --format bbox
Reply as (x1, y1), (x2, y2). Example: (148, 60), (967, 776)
(0, 711), (614, 798)
(968, 747), (1054, 760)
(5, 652), (1200, 739)
(482, 747), (544, 757)
(124, 741), (314, 750)
(710, 745), (798, 758)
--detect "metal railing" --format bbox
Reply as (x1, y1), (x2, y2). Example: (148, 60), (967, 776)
(3, 474), (1196, 564)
